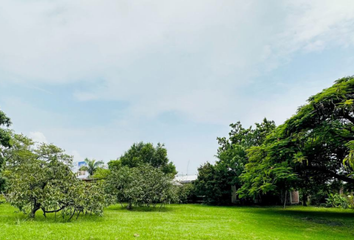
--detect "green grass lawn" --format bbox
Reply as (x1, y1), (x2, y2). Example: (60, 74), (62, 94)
(0, 203), (353, 240)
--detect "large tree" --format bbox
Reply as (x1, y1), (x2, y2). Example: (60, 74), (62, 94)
(106, 164), (177, 209)
(194, 119), (276, 205)
(282, 76), (354, 184)
(110, 142), (177, 176)
(4, 135), (106, 219)
(239, 76), (354, 203)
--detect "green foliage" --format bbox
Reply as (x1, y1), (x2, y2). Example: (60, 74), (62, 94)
(238, 76), (354, 203)
(79, 158), (104, 176)
(195, 119), (276, 205)
(113, 142), (177, 176)
(3, 135), (106, 219)
(239, 143), (298, 201)
(0, 110), (11, 193)
(107, 159), (121, 171)
(92, 167), (110, 179)
(0, 110), (11, 148)
(326, 193), (351, 209)
(106, 164), (177, 209)
(176, 183), (196, 203)
(194, 162), (233, 205)
(281, 76), (354, 183)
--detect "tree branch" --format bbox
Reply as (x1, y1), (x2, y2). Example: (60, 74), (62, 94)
(307, 165), (354, 184)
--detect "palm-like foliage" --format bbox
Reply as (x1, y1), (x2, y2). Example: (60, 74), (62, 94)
(79, 158), (104, 176)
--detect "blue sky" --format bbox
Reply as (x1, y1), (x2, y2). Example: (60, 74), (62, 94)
(1, 0), (354, 174)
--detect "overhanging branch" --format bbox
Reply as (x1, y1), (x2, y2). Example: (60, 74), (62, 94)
(307, 165), (354, 184)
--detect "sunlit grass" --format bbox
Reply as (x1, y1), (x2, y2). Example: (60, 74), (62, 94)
(0, 203), (353, 239)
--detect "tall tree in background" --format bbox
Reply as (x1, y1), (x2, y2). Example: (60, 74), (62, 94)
(109, 142), (177, 176)
(80, 158), (104, 176)
(0, 110), (11, 192)
(194, 119), (276, 205)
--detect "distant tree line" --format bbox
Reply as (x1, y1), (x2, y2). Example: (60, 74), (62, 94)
(1, 76), (354, 220)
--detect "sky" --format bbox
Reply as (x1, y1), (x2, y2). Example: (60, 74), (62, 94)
(1, 0), (354, 175)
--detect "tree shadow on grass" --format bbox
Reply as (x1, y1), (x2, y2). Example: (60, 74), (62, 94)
(1, 209), (104, 225)
(107, 204), (174, 212)
(243, 206), (354, 227)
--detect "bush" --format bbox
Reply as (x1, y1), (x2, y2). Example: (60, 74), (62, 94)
(326, 193), (351, 209)
(177, 183), (197, 203)
(347, 194), (354, 209)
(106, 164), (178, 209)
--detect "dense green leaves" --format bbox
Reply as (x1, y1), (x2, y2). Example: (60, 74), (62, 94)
(194, 119), (276, 205)
(110, 142), (177, 176)
(277, 76), (354, 185)
(0, 110), (11, 192)
(106, 165), (177, 209)
(3, 136), (106, 219)
(196, 76), (354, 205)
(194, 162), (233, 205)
(0, 110), (11, 148)
(240, 76), (354, 203)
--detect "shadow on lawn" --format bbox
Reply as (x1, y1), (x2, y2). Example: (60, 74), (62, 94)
(2, 209), (104, 224)
(108, 204), (174, 212)
(244, 206), (354, 227)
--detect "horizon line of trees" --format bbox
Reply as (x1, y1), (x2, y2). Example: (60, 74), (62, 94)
(1, 75), (354, 219)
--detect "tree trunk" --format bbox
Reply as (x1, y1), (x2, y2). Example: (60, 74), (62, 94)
(283, 190), (287, 209)
(127, 202), (132, 210)
(30, 203), (41, 218)
(41, 208), (47, 218)
(302, 194), (308, 206)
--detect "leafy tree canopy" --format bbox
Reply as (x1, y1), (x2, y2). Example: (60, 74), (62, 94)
(3, 134), (106, 219)
(240, 76), (354, 201)
(194, 119), (276, 205)
(0, 110), (11, 148)
(280, 76), (354, 184)
(106, 164), (177, 209)
(110, 142), (177, 176)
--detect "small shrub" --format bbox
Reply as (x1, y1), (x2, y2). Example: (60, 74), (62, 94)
(326, 193), (350, 209)
(177, 183), (197, 203)
(347, 194), (354, 209)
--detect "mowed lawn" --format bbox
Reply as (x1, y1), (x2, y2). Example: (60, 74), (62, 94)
(0, 203), (354, 240)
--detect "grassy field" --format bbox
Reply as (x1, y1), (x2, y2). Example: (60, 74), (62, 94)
(0, 203), (353, 240)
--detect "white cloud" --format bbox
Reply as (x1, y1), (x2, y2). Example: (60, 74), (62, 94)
(1, 1), (354, 132)
(0, 0), (354, 111)
(1, 0), (352, 125)
(2, 0), (354, 174)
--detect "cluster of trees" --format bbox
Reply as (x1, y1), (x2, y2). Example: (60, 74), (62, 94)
(194, 76), (354, 206)
(0, 112), (178, 219)
(1, 76), (353, 218)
